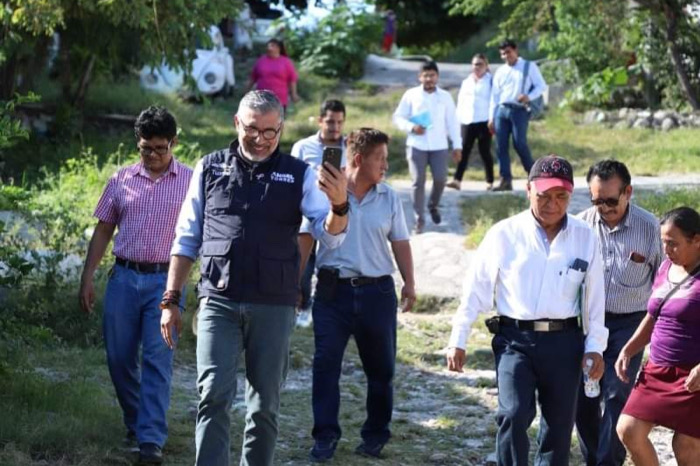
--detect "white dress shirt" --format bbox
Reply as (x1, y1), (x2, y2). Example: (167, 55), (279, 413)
(393, 85), (462, 151)
(456, 72), (492, 125)
(489, 58), (547, 120)
(449, 210), (608, 355)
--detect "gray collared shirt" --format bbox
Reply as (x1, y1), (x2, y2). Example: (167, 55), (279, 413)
(577, 203), (663, 314)
(315, 182), (409, 278)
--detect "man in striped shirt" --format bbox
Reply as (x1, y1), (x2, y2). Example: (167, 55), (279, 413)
(575, 160), (663, 466)
(79, 106), (193, 465)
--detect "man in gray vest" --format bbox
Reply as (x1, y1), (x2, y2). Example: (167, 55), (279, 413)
(160, 90), (349, 466)
(575, 160), (663, 466)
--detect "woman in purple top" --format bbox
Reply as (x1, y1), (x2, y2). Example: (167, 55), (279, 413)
(248, 39), (299, 110)
(615, 206), (700, 466)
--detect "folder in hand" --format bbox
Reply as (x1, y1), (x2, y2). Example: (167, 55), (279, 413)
(409, 111), (433, 129)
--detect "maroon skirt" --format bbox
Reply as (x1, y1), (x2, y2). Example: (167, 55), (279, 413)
(623, 360), (700, 439)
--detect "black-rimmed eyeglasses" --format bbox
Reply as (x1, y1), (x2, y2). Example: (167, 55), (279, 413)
(239, 121), (282, 140)
(138, 140), (173, 157)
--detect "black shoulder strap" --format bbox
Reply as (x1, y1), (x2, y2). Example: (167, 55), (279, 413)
(652, 263), (700, 321)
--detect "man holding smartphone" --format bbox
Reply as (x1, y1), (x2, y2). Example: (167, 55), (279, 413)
(308, 128), (415, 462)
(292, 99), (347, 326)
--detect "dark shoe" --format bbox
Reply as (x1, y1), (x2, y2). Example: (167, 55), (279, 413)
(429, 208), (441, 225)
(139, 443), (163, 465)
(309, 438), (338, 463)
(122, 431), (139, 453)
(355, 441), (386, 459)
(412, 220), (425, 235)
(491, 179), (513, 191)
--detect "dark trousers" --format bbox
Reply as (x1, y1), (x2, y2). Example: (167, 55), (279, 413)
(454, 122), (494, 183)
(575, 312), (645, 466)
(311, 276), (398, 445)
(492, 326), (584, 466)
(300, 244), (316, 309)
(494, 105), (534, 181)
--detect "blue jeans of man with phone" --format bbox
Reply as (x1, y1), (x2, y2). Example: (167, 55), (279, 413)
(311, 276), (398, 448)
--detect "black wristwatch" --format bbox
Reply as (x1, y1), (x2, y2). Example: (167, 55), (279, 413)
(332, 201), (350, 216)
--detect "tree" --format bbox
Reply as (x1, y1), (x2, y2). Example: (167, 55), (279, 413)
(1, 1), (243, 109)
(633, 0), (700, 109)
(449, 0), (700, 108)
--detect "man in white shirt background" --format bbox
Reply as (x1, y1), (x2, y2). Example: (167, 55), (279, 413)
(446, 155), (607, 466)
(488, 39), (547, 192)
(292, 99), (347, 327)
(393, 61), (462, 234)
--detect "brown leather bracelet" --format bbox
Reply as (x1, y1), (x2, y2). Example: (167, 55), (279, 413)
(332, 201), (350, 216)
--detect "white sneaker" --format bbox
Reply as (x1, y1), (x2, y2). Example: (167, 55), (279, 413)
(296, 308), (313, 328)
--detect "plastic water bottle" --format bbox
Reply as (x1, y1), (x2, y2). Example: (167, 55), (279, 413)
(583, 358), (601, 398)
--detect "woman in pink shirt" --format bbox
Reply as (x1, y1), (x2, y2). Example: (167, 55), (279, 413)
(248, 39), (299, 111)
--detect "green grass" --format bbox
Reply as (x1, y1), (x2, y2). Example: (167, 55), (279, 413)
(635, 187), (700, 214)
(459, 193), (529, 248)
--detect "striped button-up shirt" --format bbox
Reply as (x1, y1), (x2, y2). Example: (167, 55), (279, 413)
(578, 204), (663, 314)
(94, 158), (193, 263)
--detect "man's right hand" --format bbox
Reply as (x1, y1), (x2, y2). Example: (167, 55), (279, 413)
(447, 347), (466, 372)
(161, 305), (182, 350)
(487, 120), (495, 134)
(412, 125), (426, 135)
(79, 276), (95, 313)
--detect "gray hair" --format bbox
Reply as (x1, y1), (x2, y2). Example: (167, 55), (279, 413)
(237, 90), (283, 120)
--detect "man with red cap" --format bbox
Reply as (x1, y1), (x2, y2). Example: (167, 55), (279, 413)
(446, 155), (608, 466)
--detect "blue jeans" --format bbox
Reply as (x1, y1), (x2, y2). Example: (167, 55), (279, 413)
(194, 297), (295, 466)
(103, 264), (181, 447)
(492, 326), (584, 466)
(575, 311), (645, 466)
(494, 105), (535, 181)
(311, 276), (398, 445)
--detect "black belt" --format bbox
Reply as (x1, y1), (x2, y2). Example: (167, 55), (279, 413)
(115, 257), (169, 274)
(337, 275), (391, 287)
(500, 316), (579, 332)
(501, 102), (527, 110)
(605, 311), (646, 321)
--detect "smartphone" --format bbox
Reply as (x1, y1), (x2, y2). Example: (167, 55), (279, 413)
(322, 146), (342, 172)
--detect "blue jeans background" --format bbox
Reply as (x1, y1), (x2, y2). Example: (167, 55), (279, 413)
(194, 297), (295, 466)
(575, 312), (645, 466)
(492, 326), (584, 466)
(494, 105), (535, 181)
(103, 264), (180, 447)
(311, 276), (398, 445)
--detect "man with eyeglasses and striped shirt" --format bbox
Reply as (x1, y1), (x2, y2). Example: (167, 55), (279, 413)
(79, 106), (193, 464)
(575, 159), (664, 466)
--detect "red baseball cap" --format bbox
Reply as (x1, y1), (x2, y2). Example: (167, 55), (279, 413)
(529, 155), (574, 193)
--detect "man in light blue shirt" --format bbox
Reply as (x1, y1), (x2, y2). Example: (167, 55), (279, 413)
(292, 99), (347, 326)
(488, 39), (547, 191)
(308, 128), (416, 463)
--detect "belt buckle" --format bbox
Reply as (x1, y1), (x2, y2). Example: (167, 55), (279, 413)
(350, 277), (360, 287)
(533, 321), (550, 332)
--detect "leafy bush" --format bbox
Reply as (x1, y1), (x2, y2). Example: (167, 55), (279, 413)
(561, 66), (638, 111)
(282, 5), (382, 79)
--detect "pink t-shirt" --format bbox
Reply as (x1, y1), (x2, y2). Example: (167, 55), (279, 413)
(250, 55), (298, 106)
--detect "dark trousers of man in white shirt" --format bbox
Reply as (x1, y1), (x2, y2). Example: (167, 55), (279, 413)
(493, 325), (584, 466)
(575, 311), (645, 466)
